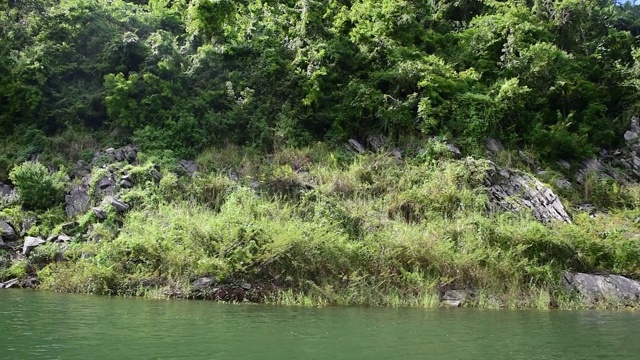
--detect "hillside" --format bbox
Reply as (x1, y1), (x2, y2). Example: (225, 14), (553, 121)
(2, 0), (640, 308)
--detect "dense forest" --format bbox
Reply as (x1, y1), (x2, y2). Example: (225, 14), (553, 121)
(2, 0), (640, 163)
(2, 0), (640, 308)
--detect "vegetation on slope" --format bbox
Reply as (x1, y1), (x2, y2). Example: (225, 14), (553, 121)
(1, 144), (639, 308)
(2, 0), (640, 308)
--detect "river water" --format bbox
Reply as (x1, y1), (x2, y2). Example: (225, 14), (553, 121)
(1, 290), (638, 359)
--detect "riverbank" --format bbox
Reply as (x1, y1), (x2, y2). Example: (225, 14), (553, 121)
(2, 137), (640, 310)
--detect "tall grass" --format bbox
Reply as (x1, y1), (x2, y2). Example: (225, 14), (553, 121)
(25, 145), (640, 309)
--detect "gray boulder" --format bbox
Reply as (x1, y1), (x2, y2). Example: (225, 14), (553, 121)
(71, 160), (91, 179)
(624, 130), (638, 142)
(65, 186), (90, 217)
(447, 143), (462, 158)
(97, 176), (117, 196)
(92, 207), (107, 220)
(47, 234), (71, 244)
(179, 160), (198, 177)
(102, 196), (129, 213)
(347, 139), (366, 154)
(564, 272), (640, 306)
(150, 168), (163, 182)
(0, 219), (16, 241)
(485, 137), (504, 155)
(0, 279), (19, 289)
(193, 277), (216, 289)
(23, 236), (46, 256)
(441, 289), (473, 307)
(481, 161), (572, 223)
(120, 172), (133, 188)
(120, 179), (133, 189)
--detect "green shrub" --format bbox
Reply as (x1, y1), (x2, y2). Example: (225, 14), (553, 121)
(9, 162), (68, 211)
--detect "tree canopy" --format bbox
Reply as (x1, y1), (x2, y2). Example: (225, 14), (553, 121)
(2, 0), (640, 159)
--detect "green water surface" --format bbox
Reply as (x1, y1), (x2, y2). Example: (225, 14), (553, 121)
(1, 290), (638, 359)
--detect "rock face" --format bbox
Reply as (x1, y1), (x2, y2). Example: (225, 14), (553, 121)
(65, 185), (91, 217)
(485, 137), (504, 155)
(90, 145), (137, 167)
(179, 160), (198, 177)
(23, 236), (46, 256)
(583, 117), (640, 184)
(0, 219), (17, 241)
(97, 176), (117, 196)
(484, 162), (572, 223)
(564, 272), (640, 306)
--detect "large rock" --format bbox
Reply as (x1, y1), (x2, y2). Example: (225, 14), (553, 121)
(193, 277), (216, 289)
(92, 207), (107, 220)
(0, 182), (13, 197)
(441, 289), (474, 307)
(23, 236), (45, 256)
(624, 131), (638, 142)
(190, 277), (217, 299)
(0, 279), (20, 289)
(485, 137), (504, 155)
(102, 196), (129, 213)
(347, 139), (366, 154)
(564, 272), (640, 306)
(0, 219), (17, 241)
(97, 175), (117, 196)
(482, 161), (572, 223)
(178, 160), (198, 177)
(65, 185), (90, 217)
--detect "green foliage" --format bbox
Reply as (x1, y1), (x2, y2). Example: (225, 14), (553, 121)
(1, 0), (637, 159)
(9, 162), (67, 211)
(4, 0), (640, 309)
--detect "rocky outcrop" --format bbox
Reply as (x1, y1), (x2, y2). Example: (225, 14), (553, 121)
(65, 146), (140, 218)
(0, 278), (19, 289)
(101, 196), (130, 213)
(347, 139), (366, 154)
(178, 160), (198, 177)
(577, 117), (640, 185)
(483, 161), (572, 223)
(90, 145), (137, 167)
(564, 272), (640, 306)
(0, 219), (17, 241)
(485, 137), (504, 155)
(22, 236), (45, 256)
(440, 289), (474, 307)
(65, 185), (91, 217)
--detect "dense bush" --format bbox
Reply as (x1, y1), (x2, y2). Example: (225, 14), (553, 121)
(9, 162), (67, 211)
